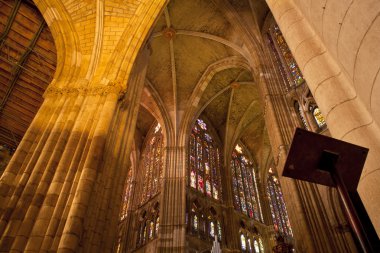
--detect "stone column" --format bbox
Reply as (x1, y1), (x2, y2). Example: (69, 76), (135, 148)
(266, 0), (380, 236)
(158, 145), (186, 253)
(257, 65), (316, 252)
(0, 0), (167, 252)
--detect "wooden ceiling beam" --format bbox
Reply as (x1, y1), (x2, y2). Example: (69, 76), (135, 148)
(0, 130), (21, 148)
(0, 20), (45, 113)
(0, 0), (21, 42)
(0, 117), (29, 134)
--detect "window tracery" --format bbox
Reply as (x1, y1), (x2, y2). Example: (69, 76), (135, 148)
(136, 203), (160, 247)
(267, 24), (304, 92)
(309, 105), (326, 128)
(294, 101), (309, 130)
(140, 122), (164, 204)
(188, 202), (222, 242)
(120, 169), (133, 220)
(267, 168), (293, 237)
(189, 118), (222, 200)
(268, 22), (327, 132)
(240, 228), (264, 253)
(231, 144), (263, 222)
(241, 234), (247, 251)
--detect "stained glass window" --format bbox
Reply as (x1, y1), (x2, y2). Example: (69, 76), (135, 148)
(217, 221), (222, 241)
(253, 239), (259, 253)
(231, 144), (263, 222)
(140, 123), (164, 204)
(143, 224), (147, 243)
(241, 234), (247, 251)
(149, 221), (154, 239)
(188, 118), (222, 200)
(155, 217), (160, 235)
(120, 169), (133, 220)
(267, 168), (293, 236)
(210, 220), (215, 237)
(311, 106), (326, 128)
(268, 24), (305, 91)
(259, 237), (264, 252)
(193, 214), (198, 231)
(248, 238), (252, 253)
(268, 22), (327, 131)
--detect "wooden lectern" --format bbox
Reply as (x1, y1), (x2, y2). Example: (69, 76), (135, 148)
(283, 128), (377, 253)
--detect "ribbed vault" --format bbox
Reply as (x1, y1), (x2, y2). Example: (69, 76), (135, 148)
(139, 0), (271, 170)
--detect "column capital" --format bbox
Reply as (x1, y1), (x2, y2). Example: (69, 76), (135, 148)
(44, 82), (124, 98)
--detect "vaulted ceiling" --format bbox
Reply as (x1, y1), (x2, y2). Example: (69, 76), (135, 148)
(0, 0), (272, 169)
(0, 0), (56, 149)
(138, 0), (272, 168)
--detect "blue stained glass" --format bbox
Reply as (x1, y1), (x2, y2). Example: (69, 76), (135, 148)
(197, 119), (207, 130)
(205, 133), (212, 142)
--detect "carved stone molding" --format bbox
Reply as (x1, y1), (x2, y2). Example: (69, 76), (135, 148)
(43, 81), (124, 98)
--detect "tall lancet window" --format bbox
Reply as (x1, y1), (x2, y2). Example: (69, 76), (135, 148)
(231, 144), (263, 222)
(267, 168), (293, 236)
(268, 22), (327, 131)
(268, 24), (305, 92)
(188, 118), (222, 200)
(120, 169), (133, 220)
(140, 122), (164, 204)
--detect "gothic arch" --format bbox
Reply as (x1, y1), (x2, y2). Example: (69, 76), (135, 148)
(31, 0), (81, 87)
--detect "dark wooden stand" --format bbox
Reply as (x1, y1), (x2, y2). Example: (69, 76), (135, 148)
(283, 128), (377, 253)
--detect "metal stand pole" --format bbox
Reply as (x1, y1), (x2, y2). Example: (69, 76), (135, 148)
(331, 169), (373, 253)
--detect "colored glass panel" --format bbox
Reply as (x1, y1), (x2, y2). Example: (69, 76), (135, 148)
(241, 234), (247, 251)
(149, 221), (154, 239)
(188, 118), (222, 200)
(231, 144), (263, 222)
(313, 107), (326, 128)
(193, 215), (198, 231)
(271, 25), (304, 89)
(155, 217), (160, 235)
(120, 169), (132, 220)
(254, 239), (259, 253)
(248, 238), (252, 253)
(217, 221), (222, 240)
(259, 237), (264, 252)
(267, 168), (293, 236)
(140, 122), (163, 204)
(210, 221), (215, 237)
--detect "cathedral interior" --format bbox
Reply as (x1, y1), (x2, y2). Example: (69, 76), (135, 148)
(0, 0), (380, 252)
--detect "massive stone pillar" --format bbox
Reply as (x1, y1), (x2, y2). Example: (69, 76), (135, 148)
(0, 0), (167, 252)
(266, 0), (380, 236)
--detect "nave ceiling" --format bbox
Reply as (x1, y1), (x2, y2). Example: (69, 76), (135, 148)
(138, 0), (272, 171)
(0, 0), (56, 149)
(0, 0), (273, 173)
